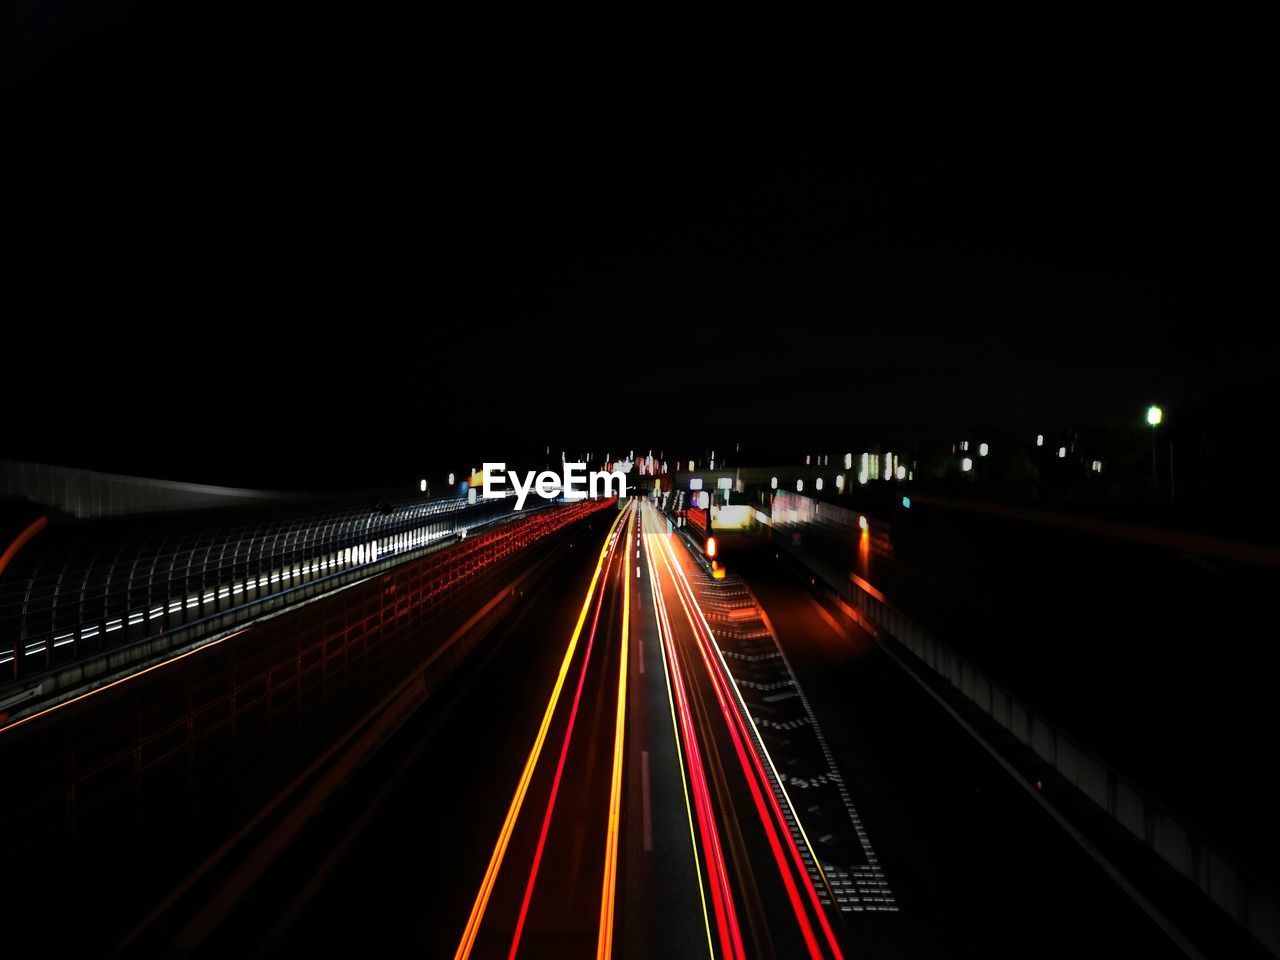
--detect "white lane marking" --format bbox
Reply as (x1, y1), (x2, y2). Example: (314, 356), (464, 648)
(641, 749), (653, 852)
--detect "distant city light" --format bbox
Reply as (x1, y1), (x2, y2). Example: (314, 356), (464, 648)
(902, 496), (911, 509)
(1092, 460), (1102, 473)
(858, 515), (868, 530)
(961, 457), (973, 472)
(844, 453), (852, 469)
(1036, 434), (1044, 447)
(770, 476), (778, 489)
(689, 460), (695, 472)
(1058, 447), (1067, 459)
(796, 479), (804, 492)
(1147, 405), (1164, 426)
(836, 474), (845, 491)
(979, 442), (989, 457)
(689, 478), (703, 491)
(448, 473), (455, 486)
(895, 465), (907, 480)
(815, 478), (824, 491)
(806, 454), (811, 465)
(960, 441), (969, 451)
(419, 479), (427, 493)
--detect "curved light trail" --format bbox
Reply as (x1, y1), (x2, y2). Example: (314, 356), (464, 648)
(454, 503), (629, 960)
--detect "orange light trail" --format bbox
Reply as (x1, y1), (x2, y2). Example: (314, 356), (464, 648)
(506, 510), (620, 959)
(454, 504), (629, 960)
(596, 505), (635, 959)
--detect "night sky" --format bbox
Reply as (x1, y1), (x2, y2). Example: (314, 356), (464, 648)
(4, 5), (1276, 490)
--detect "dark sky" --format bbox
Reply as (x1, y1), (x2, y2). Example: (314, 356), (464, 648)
(3, 5), (1276, 489)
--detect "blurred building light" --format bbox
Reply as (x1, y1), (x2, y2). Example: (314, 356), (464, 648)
(770, 476), (778, 489)
(1058, 447), (1067, 459)
(806, 454), (811, 465)
(836, 474), (845, 491)
(706, 536), (718, 559)
(960, 441), (969, 451)
(796, 479), (804, 492)
(902, 496), (911, 509)
(689, 460), (695, 472)
(717, 477), (732, 490)
(1036, 434), (1044, 447)
(895, 465), (907, 480)
(815, 478), (824, 491)
(858, 515), (868, 530)
(1147, 405), (1163, 426)
(419, 479), (427, 493)
(961, 457), (973, 472)
(690, 478), (703, 490)
(844, 453), (852, 469)
(979, 442), (989, 457)
(1092, 460), (1103, 473)
(448, 473), (455, 486)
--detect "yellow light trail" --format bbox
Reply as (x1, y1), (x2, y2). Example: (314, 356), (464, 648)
(643, 504), (717, 959)
(596, 504), (634, 959)
(455, 503), (629, 960)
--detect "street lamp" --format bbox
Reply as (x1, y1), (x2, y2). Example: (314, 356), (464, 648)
(1147, 404), (1164, 498)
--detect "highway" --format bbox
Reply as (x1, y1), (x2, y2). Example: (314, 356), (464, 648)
(259, 500), (856, 958)
(252, 499), (1183, 958)
(2, 495), (1191, 957)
